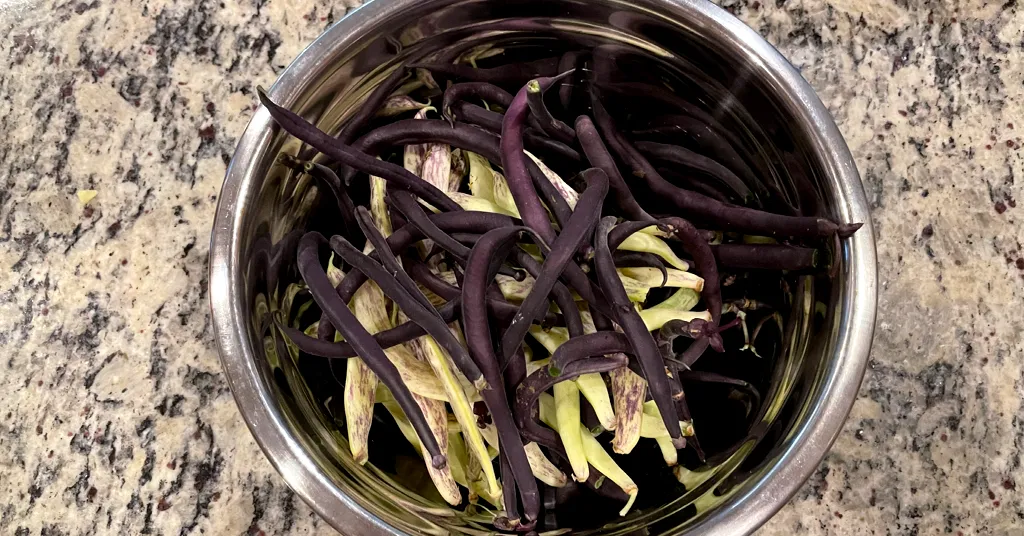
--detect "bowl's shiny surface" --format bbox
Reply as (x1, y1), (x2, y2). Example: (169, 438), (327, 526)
(209, 0), (877, 533)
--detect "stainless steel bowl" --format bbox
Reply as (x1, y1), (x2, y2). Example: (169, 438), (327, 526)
(210, 0), (877, 533)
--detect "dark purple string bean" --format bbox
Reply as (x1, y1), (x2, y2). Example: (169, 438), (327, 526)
(659, 216), (723, 366)
(636, 140), (754, 204)
(514, 356), (628, 446)
(402, 258), (530, 325)
(526, 77), (576, 144)
(625, 137), (859, 239)
(353, 206), (437, 313)
(463, 226), (541, 521)
(442, 82), (514, 119)
(257, 88), (461, 213)
(575, 115), (651, 221)
(501, 73), (573, 245)
(280, 155), (359, 241)
(631, 114), (775, 205)
(588, 88), (860, 239)
(657, 166), (733, 203)
(613, 251), (668, 286)
(710, 243), (820, 271)
(594, 216), (685, 448)
(297, 232), (446, 468)
(547, 331), (632, 376)
(500, 168), (608, 362)
(328, 235), (488, 390)
(319, 211), (517, 336)
(523, 128), (581, 164)
(507, 249), (583, 343)
(353, 117), (503, 165)
(448, 101), (504, 132)
(607, 220), (666, 252)
(276, 300), (459, 359)
(495, 451), (522, 530)
(388, 191), (473, 262)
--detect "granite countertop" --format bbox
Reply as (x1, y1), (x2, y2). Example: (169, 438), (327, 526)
(1, 0), (1022, 534)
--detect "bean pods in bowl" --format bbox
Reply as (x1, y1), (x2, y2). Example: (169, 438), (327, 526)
(251, 44), (862, 534)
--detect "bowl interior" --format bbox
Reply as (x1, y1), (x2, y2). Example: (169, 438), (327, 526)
(213, 0), (875, 534)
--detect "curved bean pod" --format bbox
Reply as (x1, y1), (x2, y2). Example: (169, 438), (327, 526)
(636, 140), (754, 204)
(659, 216), (723, 364)
(462, 226), (541, 521)
(297, 232), (446, 468)
(526, 77), (575, 144)
(514, 356), (629, 449)
(257, 88), (461, 213)
(595, 216), (685, 447)
(278, 299), (459, 358)
(587, 89), (860, 239)
(328, 235), (488, 391)
(547, 331), (632, 376)
(710, 243), (820, 271)
(575, 115), (651, 221)
(500, 168), (608, 361)
(442, 81), (514, 119)
(354, 206), (436, 313)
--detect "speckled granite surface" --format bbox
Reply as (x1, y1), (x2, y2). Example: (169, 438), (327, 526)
(1, 0), (1021, 534)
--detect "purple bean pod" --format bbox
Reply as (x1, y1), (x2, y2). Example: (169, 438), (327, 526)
(495, 451), (522, 531)
(280, 155), (359, 241)
(257, 88), (461, 213)
(631, 113), (775, 204)
(574, 115), (651, 221)
(500, 73), (575, 245)
(353, 206), (437, 313)
(635, 140), (754, 204)
(514, 356), (629, 447)
(448, 101), (504, 133)
(507, 249), (583, 342)
(275, 300), (456, 359)
(656, 166), (733, 203)
(526, 77), (576, 144)
(710, 243), (820, 271)
(319, 211), (517, 336)
(613, 251), (668, 286)
(442, 82), (514, 120)
(462, 226), (542, 521)
(500, 168), (608, 362)
(587, 88), (861, 239)
(607, 220), (666, 252)
(388, 190), (472, 262)
(547, 331), (632, 376)
(658, 216), (723, 363)
(403, 258), (528, 324)
(328, 235), (488, 390)
(594, 216), (686, 447)
(297, 232), (446, 468)
(523, 128), (581, 164)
